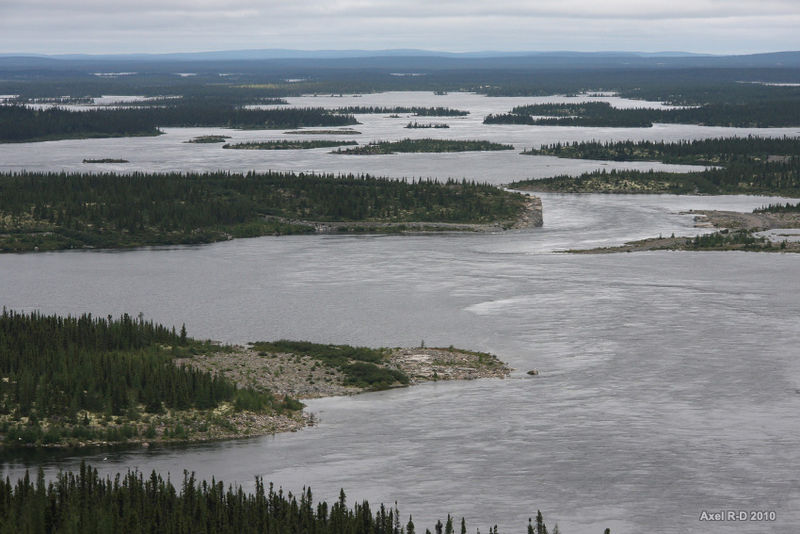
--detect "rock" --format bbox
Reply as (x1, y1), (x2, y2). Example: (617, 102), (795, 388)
(527, 369), (539, 376)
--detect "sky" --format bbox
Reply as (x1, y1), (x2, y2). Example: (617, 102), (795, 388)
(0, 0), (798, 55)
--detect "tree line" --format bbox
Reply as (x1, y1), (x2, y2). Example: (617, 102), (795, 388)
(0, 464), (576, 534)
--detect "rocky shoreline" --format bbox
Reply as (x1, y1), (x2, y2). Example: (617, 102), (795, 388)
(177, 346), (512, 401)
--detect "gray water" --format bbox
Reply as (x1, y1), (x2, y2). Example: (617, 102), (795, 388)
(1, 191), (799, 534)
(2, 91), (800, 533)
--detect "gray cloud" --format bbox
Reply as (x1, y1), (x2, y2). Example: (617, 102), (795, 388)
(0, 0), (797, 54)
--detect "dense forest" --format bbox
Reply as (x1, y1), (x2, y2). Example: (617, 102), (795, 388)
(333, 139), (513, 155)
(0, 171), (528, 251)
(484, 100), (800, 128)
(522, 136), (800, 164)
(0, 311), (292, 447)
(509, 156), (800, 196)
(222, 140), (358, 150)
(0, 464), (569, 534)
(0, 105), (356, 142)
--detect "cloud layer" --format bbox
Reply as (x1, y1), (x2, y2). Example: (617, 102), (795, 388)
(1, 0), (798, 54)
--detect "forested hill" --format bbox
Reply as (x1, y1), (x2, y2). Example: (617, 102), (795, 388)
(0, 171), (529, 252)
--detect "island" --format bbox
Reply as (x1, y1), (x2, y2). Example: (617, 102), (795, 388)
(332, 138), (514, 155)
(185, 135), (231, 143)
(0, 171), (541, 252)
(222, 139), (358, 150)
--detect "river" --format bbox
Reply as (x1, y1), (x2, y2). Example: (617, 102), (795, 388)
(0, 91), (799, 533)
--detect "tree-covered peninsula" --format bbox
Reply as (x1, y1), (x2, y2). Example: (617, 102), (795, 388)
(0, 464), (572, 534)
(0, 171), (533, 252)
(333, 139), (513, 155)
(0, 311), (304, 448)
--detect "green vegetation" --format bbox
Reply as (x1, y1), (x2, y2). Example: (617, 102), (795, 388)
(510, 137), (800, 196)
(509, 158), (800, 195)
(334, 138), (514, 155)
(522, 136), (800, 165)
(755, 201), (800, 213)
(332, 106), (468, 116)
(185, 135), (231, 143)
(82, 158), (128, 163)
(405, 121), (449, 129)
(0, 311), (297, 448)
(686, 230), (771, 250)
(251, 341), (408, 390)
(484, 100), (800, 128)
(0, 105), (356, 143)
(222, 140), (358, 150)
(0, 464), (568, 534)
(0, 171), (527, 252)
(284, 128), (362, 135)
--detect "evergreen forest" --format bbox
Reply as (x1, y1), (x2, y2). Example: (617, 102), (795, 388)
(0, 171), (527, 252)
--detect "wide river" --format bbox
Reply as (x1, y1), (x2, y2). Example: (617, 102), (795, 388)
(1, 92), (799, 533)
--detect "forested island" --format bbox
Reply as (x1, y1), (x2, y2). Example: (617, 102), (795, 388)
(406, 121), (450, 129)
(0, 465), (568, 534)
(222, 140), (358, 150)
(185, 135), (231, 143)
(333, 139), (514, 155)
(0, 105), (356, 143)
(0, 171), (535, 252)
(484, 100), (800, 127)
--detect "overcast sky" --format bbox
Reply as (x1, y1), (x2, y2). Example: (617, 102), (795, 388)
(1, 0), (798, 55)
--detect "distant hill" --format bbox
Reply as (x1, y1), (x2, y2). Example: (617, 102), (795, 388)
(0, 50), (798, 74)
